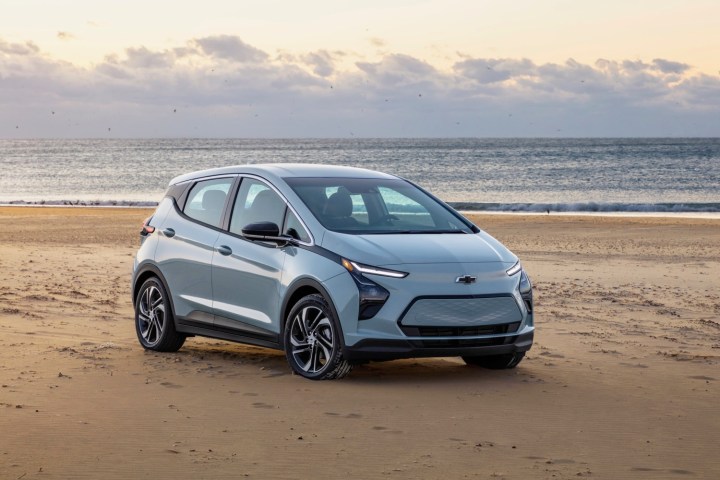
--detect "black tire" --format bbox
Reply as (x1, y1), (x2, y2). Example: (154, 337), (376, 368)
(135, 277), (186, 352)
(283, 294), (352, 380)
(462, 352), (525, 369)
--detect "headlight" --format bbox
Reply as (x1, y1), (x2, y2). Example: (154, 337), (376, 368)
(341, 258), (406, 320)
(506, 261), (522, 276)
(342, 259), (408, 278)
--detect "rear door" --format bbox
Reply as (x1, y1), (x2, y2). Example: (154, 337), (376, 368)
(211, 177), (290, 338)
(154, 176), (235, 324)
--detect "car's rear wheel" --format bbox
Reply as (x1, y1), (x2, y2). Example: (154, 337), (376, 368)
(462, 352), (525, 369)
(284, 294), (352, 380)
(135, 277), (185, 352)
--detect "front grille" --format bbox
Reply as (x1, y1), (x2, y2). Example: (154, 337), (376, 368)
(400, 296), (522, 328)
(400, 322), (520, 337)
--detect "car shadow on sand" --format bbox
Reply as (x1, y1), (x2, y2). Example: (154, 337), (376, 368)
(162, 341), (540, 386)
(347, 358), (539, 385)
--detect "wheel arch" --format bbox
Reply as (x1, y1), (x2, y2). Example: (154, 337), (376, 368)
(132, 263), (178, 321)
(280, 277), (343, 349)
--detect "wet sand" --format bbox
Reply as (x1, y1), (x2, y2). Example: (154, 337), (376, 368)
(0, 206), (718, 479)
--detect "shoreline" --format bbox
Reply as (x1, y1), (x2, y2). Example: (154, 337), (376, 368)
(1, 204), (719, 220)
(463, 210), (720, 220)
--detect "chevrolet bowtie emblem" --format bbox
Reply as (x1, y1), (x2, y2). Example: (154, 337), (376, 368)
(455, 275), (477, 284)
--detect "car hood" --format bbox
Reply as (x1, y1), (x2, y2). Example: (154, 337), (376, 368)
(320, 230), (517, 266)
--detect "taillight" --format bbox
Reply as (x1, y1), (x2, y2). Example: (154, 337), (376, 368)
(141, 216), (155, 236)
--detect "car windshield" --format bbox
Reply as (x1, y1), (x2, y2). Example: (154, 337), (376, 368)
(285, 177), (476, 234)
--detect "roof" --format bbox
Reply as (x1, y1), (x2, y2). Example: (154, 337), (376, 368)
(168, 163), (396, 186)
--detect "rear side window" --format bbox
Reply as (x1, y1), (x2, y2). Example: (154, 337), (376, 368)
(183, 178), (233, 228)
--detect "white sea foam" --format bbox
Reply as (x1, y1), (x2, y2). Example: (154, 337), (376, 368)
(0, 200), (158, 207)
(449, 202), (720, 213)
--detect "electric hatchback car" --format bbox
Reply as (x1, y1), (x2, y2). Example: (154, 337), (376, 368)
(132, 164), (534, 380)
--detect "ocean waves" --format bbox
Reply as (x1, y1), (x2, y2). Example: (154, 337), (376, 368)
(449, 202), (720, 213)
(1, 138), (719, 212)
(3, 199), (720, 214)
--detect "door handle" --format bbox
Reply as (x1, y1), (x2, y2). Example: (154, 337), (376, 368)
(162, 228), (176, 238)
(217, 245), (232, 256)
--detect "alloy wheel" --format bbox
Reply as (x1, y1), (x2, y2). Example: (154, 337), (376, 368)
(137, 284), (166, 346)
(289, 305), (335, 374)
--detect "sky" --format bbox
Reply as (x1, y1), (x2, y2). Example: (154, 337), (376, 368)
(1, 0), (718, 137)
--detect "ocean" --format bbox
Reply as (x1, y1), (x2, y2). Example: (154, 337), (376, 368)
(1, 138), (719, 214)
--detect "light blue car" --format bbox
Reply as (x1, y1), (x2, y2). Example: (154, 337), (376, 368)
(132, 164), (534, 380)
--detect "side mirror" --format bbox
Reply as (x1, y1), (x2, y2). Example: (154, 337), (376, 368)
(241, 222), (298, 246)
(242, 221), (280, 237)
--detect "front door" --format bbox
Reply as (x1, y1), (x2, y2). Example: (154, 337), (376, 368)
(211, 178), (288, 338)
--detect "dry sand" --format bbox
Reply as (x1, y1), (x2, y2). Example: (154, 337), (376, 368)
(0, 206), (718, 479)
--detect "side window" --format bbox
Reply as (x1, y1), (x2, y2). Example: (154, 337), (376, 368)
(183, 178), (233, 228)
(230, 178), (287, 235)
(283, 209), (311, 243)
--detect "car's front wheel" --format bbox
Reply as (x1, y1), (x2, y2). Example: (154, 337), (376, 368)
(462, 352), (525, 369)
(135, 277), (186, 352)
(284, 294), (352, 380)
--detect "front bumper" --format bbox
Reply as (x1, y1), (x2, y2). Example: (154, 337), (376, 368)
(343, 328), (534, 362)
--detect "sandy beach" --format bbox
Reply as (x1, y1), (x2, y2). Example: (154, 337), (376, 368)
(0, 206), (718, 479)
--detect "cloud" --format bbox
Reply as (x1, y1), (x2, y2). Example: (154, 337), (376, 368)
(0, 39), (40, 55)
(0, 35), (718, 137)
(674, 73), (720, 107)
(192, 35), (269, 63)
(454, 58), (536, 84)
(652, 58), (690, 74)
(173, 46), (199, 58)
(122, 46), (174, 69)
(450, 56), (700, 105)
(356, 54), (441, 88)
(302, 50), (336, 77)
(57, 32), (75, 41)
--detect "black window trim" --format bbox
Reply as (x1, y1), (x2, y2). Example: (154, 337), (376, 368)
(224, 174), (315, 247)
(174, 175), (239, 232)
(169, 173), (315, 246)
